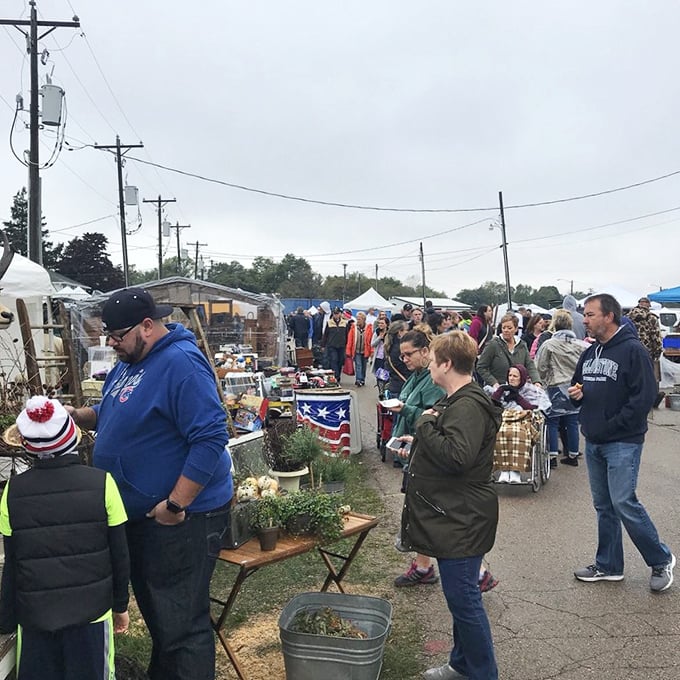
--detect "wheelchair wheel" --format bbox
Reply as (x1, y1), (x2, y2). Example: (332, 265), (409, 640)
(380, 441), (387, 462)
(531, 442), (541, 492)
(540, 423), (551, 483)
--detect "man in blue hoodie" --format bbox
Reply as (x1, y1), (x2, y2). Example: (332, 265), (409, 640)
(67, 288), (232, 680)
(568, 293), (674, 592)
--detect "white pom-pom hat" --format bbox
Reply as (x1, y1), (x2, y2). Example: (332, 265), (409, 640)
(3, 396), (81, 458)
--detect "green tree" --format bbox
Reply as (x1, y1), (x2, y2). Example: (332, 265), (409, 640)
(209, 260), (256, 290)
(532, 285), (561, 309)
(456, 281), (507, 307)
(276, 254), (322, 297)
(2, 187), (61, 267)
(56, 232), (125, 291)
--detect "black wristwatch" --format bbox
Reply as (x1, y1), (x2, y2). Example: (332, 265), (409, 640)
(166, 499), (186, 514)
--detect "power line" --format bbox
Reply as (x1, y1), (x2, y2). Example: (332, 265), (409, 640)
(125, 154), (680, 214)
(51, 213), (116, 233)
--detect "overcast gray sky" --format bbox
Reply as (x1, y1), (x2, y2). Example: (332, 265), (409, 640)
(1, 1), (679, 300)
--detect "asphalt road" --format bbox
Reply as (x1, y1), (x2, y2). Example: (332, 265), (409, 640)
(344, 375), (680, 680)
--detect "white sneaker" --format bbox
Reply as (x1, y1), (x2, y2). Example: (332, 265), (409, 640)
(508, 471), (522, 484)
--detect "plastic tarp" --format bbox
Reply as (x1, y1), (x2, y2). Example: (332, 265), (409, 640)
(660, 355), (680, 388)
(649, 286), (680, 304)
(344, 287), (396, 311)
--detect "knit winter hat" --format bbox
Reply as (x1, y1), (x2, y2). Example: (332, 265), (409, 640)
(12, 397), (81, 458)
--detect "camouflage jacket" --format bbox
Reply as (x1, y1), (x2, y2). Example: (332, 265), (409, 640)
(627, 306), (662, 360)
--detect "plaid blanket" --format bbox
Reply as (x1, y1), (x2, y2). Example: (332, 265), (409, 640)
(493, 409), (542, 472)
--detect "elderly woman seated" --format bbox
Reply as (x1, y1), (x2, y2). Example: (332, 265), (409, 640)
(490, 365), (550, 484)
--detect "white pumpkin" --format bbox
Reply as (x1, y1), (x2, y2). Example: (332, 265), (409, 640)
(236, 483), (258, 502)
(244, 476), (259, 489)
(257, 475), (277, 491)
(260, 488), (277, 499)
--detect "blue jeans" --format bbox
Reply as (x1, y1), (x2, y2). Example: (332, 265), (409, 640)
(437, 555), (498, 680)
(585, 440), (671, 574)
(354, 354), (367, 383)
(547, 413), (579, 454)
(326, 346), (344, 381)
(126, 505), (230, 680)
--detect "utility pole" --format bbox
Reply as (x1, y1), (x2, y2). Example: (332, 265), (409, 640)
(498, 191), (512, 311)
(342, 263), (347, 303)
(94, 136), (144, 286)
(171, 222), (190, 274)
(142, 195), (176, 279)
(419, 242), (427, 307)
(187, 240), (207, 279)
(0, 2), (80, 264)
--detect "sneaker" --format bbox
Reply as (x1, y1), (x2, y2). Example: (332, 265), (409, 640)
(654, 392), (666, 409)
(508, 471), (522, 484)
(423, 663), (467, 679)
(574, 564), (624, 582)
(478, 570), (499, 593)
(394, 535), (410, 553)
(394, 560), (439, 587)
(650, 553), (676, 592)
(560, 456), (579, 467)
(550, 458), (558, 469)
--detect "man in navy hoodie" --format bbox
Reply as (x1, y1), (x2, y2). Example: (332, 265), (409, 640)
(568, 293), (674, 592)
(67, 288), (232, 680)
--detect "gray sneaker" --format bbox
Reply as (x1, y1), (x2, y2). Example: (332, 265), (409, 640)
(423, 663), (467, 679)
(650, 553), (676, 592)
(574, 564), (624, 582)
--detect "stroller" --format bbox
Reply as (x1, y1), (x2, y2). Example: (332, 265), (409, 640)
(376, 401), (394, 463)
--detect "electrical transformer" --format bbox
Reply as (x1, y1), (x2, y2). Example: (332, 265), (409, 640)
(41, 84), (65, 126)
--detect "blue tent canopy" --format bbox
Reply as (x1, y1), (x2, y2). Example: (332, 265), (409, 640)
(648, 287), (680, 304)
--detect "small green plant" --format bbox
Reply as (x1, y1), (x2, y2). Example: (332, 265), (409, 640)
(282, 490), (344, 544)
(250, 495), (283, 531)
(280, 427), (326, 487)
(291, 607), (367, 639)
(314, 454), (351, 487)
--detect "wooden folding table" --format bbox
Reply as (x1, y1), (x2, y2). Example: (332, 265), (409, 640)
(210, 511), (379, 680)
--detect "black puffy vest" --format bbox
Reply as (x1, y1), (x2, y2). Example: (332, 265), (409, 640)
(6, 455), (114, 631)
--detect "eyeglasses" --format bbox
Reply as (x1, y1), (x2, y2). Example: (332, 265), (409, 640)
(106, 323), (138, 344)
(400, 349), (422, 360)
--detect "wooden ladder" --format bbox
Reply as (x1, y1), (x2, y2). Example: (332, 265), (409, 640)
(179, 304), (225, 404)
(16, 298), (84, 405)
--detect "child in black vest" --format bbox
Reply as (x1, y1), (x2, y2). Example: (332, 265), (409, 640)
(0, 396), (130, 680)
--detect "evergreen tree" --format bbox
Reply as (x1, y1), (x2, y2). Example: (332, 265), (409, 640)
(56, 232), (125, 291)
(2, 187), (60, 266)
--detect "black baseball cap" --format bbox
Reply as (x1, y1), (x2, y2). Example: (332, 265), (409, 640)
(102, 288), (173, 331)
(403, 303), (413, 311)
(332, 306), (342, 314)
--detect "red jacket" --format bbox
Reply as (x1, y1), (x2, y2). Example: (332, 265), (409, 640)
(346, 322), (373, 358)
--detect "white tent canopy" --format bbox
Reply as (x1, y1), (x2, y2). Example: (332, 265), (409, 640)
(52, 285), (91, 300)
(344, 287), (396, 311)
(1, 253), (54, 298)
(578, 285), (645, 310)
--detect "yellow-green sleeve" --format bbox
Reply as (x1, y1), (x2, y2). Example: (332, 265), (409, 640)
(105, 473), (127, 527)
(0, 483), (11, 536)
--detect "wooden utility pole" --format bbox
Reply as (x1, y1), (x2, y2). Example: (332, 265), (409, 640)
(94, 136), (144, 286)
(419, 242), (426, 307)
(0, 1), (80, 264)
(171, 222), (190, 274)
(498, 191), (512, 311)
(143, 195), (176, 279)
(187, 240), (207, 279)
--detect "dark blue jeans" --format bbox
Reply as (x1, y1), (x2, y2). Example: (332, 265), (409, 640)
(354, 354), (367, 384)
(126, 505), (230, 680)
(326, 346), (344, 381)
(585, 440), (671, 574)
(546, 413), (579, 454)
(437, 555), (498, 680)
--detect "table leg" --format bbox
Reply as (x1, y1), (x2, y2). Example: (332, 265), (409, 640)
(211, 566), (258, 680)
(318, 529), (371, 592)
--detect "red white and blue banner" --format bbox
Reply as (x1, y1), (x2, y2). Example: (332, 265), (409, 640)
(296, 392), (351, 456)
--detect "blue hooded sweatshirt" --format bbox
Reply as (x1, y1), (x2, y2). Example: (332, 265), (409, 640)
(93, 323), (231, 520)
(571, 322), (656, 445)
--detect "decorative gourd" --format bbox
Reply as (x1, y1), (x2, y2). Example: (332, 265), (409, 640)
(236, 483), (258, 502)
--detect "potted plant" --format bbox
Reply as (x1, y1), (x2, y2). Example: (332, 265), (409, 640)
(250, 494), (283, 551)
(282, 490), (345, 544)
(265, 419), (325, 492)
(314, 454), (352, 495)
